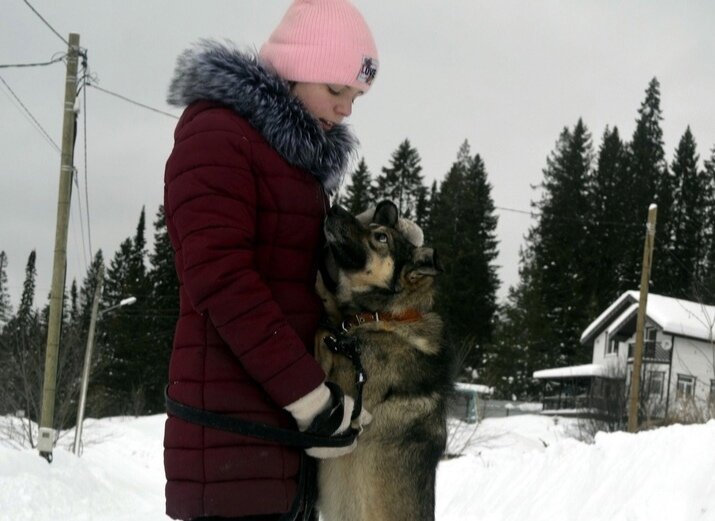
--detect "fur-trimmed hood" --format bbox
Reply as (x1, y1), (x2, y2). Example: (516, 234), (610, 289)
(167, 39), (358, 193)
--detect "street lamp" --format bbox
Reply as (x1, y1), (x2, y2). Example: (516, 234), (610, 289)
(72, 280), (136, 455)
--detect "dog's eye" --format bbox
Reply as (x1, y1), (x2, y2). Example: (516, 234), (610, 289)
(374, 232), (388, 243)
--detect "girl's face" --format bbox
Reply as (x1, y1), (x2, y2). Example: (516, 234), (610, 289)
(292, 83), (363, 131)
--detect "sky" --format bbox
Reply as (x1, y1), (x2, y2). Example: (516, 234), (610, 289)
(1, 412), (714, 520)
(2, 1), (715, 309)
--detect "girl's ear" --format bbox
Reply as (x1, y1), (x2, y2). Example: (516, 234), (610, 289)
(373, 200), (398, 228)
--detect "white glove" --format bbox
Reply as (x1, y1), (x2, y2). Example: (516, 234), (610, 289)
(284, 382), (371, 459)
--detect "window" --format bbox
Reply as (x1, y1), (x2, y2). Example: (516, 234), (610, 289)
(644, 327), (658, 358)
(646, 371), (664, 398)
(676, 374), (696, 399)
(606, 338), (618, 356)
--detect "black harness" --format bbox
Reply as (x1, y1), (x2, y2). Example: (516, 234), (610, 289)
(322, 323), (367, 422)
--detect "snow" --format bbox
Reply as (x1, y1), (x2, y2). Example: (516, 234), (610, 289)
(644, 294), (715, 342)
(533, 363), (611, 379)
(455, 382), (494, 394)
(1, 414), (714, 521)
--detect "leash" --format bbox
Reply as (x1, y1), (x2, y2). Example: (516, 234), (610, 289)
(322, 308), (422, 422)
(164, 387), (359, 448)
(323, 333), (367, 422)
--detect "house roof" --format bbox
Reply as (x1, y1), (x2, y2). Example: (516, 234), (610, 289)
(606, 303), (639, 337)
(580, 290), (715, 345)
(533, 363), (611, 379)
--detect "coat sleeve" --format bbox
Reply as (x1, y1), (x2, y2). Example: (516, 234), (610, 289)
(165, 105), (325, 407)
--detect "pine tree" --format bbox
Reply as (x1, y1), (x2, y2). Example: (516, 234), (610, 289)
(0, 251), (44, 425)
(535, 120), (594, 363)
(413, 185), (430, 232)
(99, 209), (151, 415)
(624, 78), (671, 293)
(431, 142), (470, 251)
(52, 279), (85, 430)
(431, 141), (499, 375)
(422, 180), (438, 245)
(492, 121), (594, 397)
(342, 158), (374, 214)
(144, 205), (179, 413)
(586, 126), (631, 311)
(668, 127), (707, 299)
(483, 251), (546, 399)
(374, 139), (425, 219)
(701, 146), (715, 299)
(0, 251), (11, 330)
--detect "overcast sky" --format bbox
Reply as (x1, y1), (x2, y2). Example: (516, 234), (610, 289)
(2, 0), (715, 310)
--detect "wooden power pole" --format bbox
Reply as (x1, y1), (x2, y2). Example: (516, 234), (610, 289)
(38, 33), (81, 462)
(627, 204), (658, 433)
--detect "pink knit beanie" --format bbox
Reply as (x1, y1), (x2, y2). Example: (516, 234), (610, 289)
(259, 0), (378, 92)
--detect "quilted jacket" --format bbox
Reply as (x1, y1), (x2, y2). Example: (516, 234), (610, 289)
(163, 40), (357, 520)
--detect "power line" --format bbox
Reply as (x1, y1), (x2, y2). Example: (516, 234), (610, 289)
(81, 70), (93, 257)
(0, 56), (65, 69)
(0, 74), (61, 153)
(72, 168), (89, 270)
(495, 204), (643, 230)
(87, 83), (179, 120)
(22, 0), (69, 46)
(495, 206), (538, 217)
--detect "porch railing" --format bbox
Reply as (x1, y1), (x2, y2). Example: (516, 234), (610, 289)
(627, 341), (669, 362)
(541, 394), (591, 411)
(541, 393), (622, 415)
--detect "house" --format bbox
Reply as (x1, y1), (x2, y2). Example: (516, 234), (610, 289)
(534, 291), (715, 422)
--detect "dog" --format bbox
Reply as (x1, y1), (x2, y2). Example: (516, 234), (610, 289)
(314, 200), (455, 521)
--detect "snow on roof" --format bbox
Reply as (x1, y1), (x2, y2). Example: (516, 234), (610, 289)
(455, 382), (494, 395)
(581, 291), (715, 344)
(644, 293), (715, 341)
(580, 290), (639, 343)
(533, 363), (610, 379)
(606, 302), (639, 336)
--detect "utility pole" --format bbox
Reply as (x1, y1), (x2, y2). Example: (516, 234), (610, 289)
(38, 33), (81, 463)
(628, 204), (658, 433)
(73, 264), (103, 456)
(72, 289), (137, 456)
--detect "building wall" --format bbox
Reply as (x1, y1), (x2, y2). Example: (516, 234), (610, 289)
(669, 336), (715, 416)
(591, 330), (628, 375)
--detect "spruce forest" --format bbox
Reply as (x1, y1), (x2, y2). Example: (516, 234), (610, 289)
(2, 77), (715, 430)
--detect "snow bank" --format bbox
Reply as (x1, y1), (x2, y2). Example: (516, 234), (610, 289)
(1, 414), (714, 521)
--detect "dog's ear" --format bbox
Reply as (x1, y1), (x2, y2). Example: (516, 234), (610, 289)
(373, 200), (399, 228)
(407, 248), (443, 281)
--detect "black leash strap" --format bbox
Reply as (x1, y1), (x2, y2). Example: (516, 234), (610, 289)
(165, 387), (358, 448)
(323, 334), (367, 422)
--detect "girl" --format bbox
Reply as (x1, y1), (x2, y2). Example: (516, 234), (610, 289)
(162, 1), (378, 520)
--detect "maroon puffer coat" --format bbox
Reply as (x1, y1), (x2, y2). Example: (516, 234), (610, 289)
(163, 42), (357, 520)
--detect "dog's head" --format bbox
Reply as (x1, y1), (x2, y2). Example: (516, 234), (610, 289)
(320, 200), (441, 315)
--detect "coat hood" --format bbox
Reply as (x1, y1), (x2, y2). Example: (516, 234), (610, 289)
(167, 39), (358, 193)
